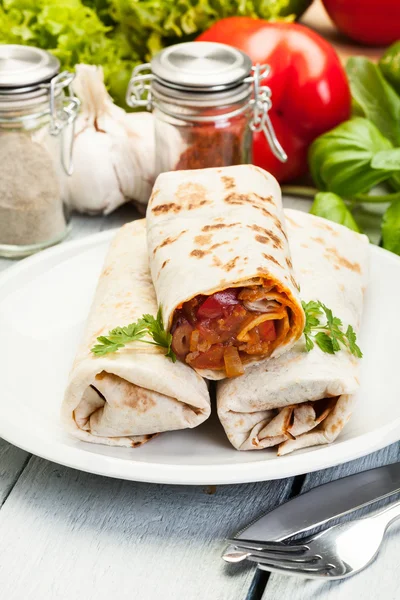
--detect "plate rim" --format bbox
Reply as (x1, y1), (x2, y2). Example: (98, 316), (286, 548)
(1, 224), (400, 486)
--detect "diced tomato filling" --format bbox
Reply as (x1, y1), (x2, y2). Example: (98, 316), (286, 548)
(171, 287), (279, 374)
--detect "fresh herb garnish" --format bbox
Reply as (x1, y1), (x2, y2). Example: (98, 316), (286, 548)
(302, 300), (362, 358)
(91, 307), (176, 362)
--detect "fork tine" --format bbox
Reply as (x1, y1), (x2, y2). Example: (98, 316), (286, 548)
(244, 554), (336, 574)
(228, 549), (322, 565)
(226, 538), (308, 554)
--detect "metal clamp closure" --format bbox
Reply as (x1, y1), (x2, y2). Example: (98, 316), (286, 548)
(248, 65), (287, 163)
(126, 64), (153, 110)
(46, 71), (80, 175)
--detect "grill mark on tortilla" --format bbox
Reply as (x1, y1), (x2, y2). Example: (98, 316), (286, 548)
(311, 236), (325, 244)
(176, 182), (211, 210)
(202, 222), (239, 231)
(325, 247), (361, 273)
(285, 215), (300, 228)
(101, 266), (112, 277)
(152, 202), (181, 214)
(191, 249), (206, 258)
(161, 259), (170, 270)
(194, 234), (213, 246)
(223, 256), (240, 271)
(314, 221), (334, 232)
(290, 274), (300, 290)
(210, 241), (228, 250)
(213, 256), (222, 267)
(249, 224), (270, 236)
(255, 233), (282, 249)
(153, 230), (188, 254)
(301, 243), (309, 249)
(221, 175), (235, 190)
(263, 253), (282, 268)
(275, 219), (288, 240)
(286, 257), (293, 269)
(250, 224), (283, 248)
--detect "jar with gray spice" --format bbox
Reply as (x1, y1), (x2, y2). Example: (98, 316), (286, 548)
(0, 45), (79, 258)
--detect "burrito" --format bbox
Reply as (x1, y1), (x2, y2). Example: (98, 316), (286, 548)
(146, 165), (305, 380)
(62, 219), (210, 448)
(217, 209), (369, 455)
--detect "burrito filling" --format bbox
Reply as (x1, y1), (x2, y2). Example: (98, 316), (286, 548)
(171, 284), (294, 376)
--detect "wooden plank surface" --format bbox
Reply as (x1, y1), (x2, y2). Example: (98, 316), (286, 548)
(0, 456), (294, 600)
(263, 442), (400, 600)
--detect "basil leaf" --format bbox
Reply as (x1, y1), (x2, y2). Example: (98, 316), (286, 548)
(310, 192), (361, 233)
(346, 57), (400, 147)
(371, 149), (400, 171)
(382, 200), (400, 255)
(309, 118), (393, 196)
(379, 41), (400, 96)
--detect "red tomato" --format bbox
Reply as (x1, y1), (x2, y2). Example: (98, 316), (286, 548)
(197, 296), (224, 320)
(198, 19), (351, 182)
(196, 289), (239, 320)
(258, 320), (277, 342)
(189, 344), (225, 369)
(322, 0), (400, 46)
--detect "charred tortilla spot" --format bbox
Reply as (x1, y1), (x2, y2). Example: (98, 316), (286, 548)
(152, 202), (181, 214)
(221, 175), (235, 190)
(248, 224), (270, 236)
(255, 233), (281, 249)
(311, 236), (325, 244)
(210, 241), (228, 250)
(101, 266), (112, 277)
(255, 234), (271, 245)
(176, 182), (211, 210)
(325, 247), (361, 273)
(286, 257), (293, 269)
(202, 222), (239, 231)
(191, 249), (206, 258)
(161, 259), (170, 270)
(213, 256), (222, 267)
(194, 234), (213, 246)
(290, 274), (300, 290)
(223, 256), (240, 271)
(263, 253), (282, 268)
(132, 441), (143, 448)
(153, 230), (188, 255)
(275, 219), (288, 240)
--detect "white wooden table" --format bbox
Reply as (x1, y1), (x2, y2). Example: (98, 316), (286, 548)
(0, 200), (399, 600)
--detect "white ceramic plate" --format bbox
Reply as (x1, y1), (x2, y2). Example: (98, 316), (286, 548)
(0, 230), (399, 485)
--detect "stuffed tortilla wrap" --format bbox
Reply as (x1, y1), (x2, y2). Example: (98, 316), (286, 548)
(217, 209), (369, 455)
(62, 219), (210, 448)
(146, 165), (305, 380)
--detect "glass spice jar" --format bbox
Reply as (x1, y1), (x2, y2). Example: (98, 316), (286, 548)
(0, 45), (79, 258)
(126, 42), (286, 177)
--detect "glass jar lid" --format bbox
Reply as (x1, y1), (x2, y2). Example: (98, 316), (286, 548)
(150, 42), (252, 92)
(0, 45), (60, 89)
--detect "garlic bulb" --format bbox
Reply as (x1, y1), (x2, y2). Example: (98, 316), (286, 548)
(64, 64), (155, 215)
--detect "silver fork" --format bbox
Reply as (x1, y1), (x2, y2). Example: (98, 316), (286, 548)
(224, 497), (400, 580)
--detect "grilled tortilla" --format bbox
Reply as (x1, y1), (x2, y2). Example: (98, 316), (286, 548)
(146, 165), (305, 380)
(62, 219), (210, 448)
(217, 209), (369, 455)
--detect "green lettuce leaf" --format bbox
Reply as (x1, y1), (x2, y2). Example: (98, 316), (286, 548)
(310, 192), (361, 233)
(308, 117), (394, 197)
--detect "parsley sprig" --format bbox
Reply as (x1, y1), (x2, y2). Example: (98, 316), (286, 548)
(91, 307), (176, 362)
(302, 300), (362, 358)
